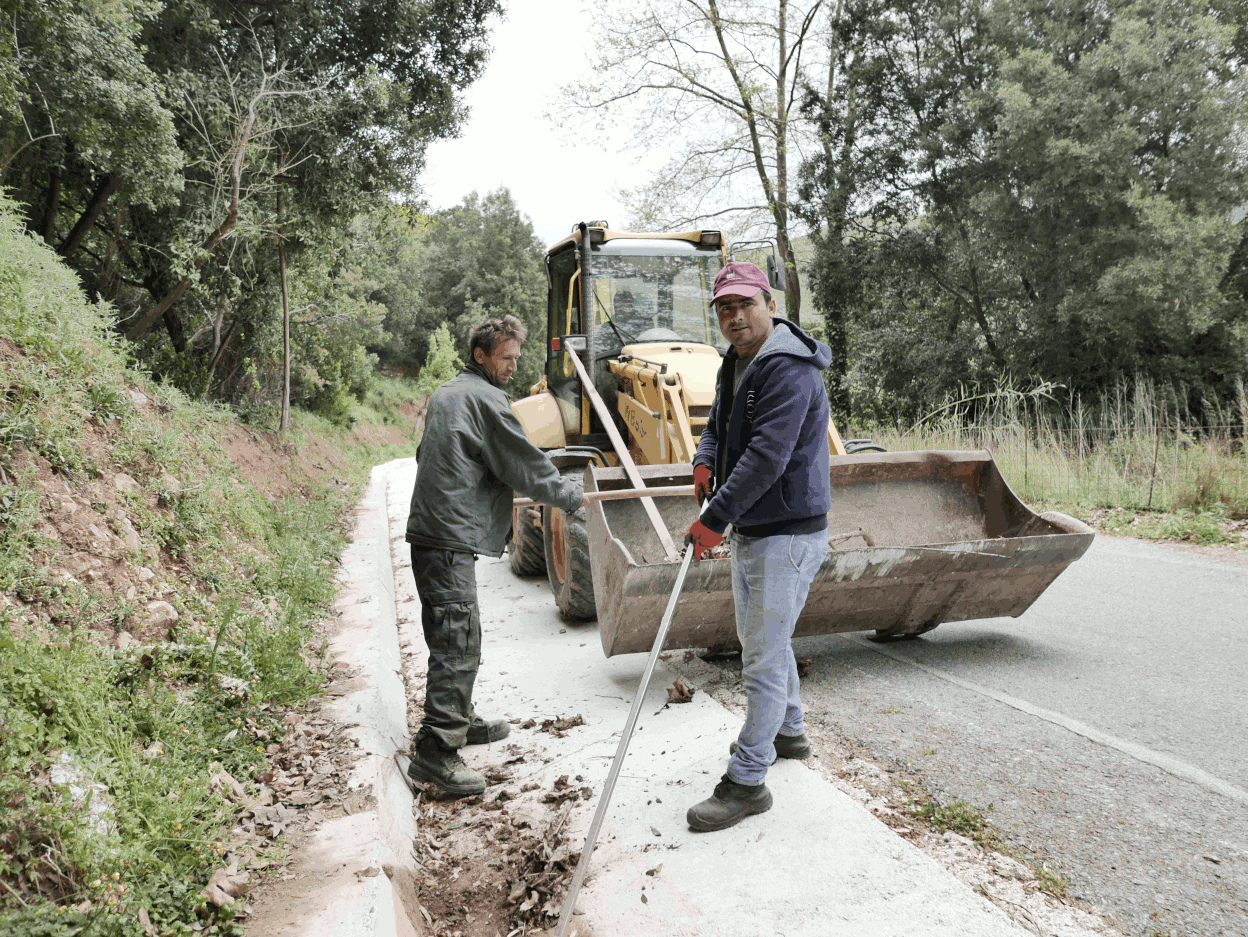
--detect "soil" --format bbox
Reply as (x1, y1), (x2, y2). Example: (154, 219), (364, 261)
(386, 505), (593, 937)
(403, 763), (594, 937)
(2, 379), (421, 648)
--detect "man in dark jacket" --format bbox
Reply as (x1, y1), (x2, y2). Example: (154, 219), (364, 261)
(684, 262), (833, 831)
(405, 315), (584, 796)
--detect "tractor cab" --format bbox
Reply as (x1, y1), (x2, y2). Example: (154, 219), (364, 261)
(530, 224), (728, 457)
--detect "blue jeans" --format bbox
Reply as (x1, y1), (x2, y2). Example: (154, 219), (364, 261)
(726, 529), (827, 786)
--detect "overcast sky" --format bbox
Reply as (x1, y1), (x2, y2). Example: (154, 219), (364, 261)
(419, 1), (649, 249)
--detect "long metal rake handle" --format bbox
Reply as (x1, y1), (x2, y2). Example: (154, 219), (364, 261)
(513, 484), (695, 509)
(553, 546), (695, 937)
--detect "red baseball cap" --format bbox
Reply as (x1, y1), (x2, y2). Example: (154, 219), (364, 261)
(712, 261), (770, 303)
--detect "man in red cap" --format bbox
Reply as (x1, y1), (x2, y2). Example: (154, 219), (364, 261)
(684, 261), (833, 831)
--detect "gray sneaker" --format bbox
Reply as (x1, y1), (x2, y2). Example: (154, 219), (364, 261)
(729, 731), (812, 760)
(407, 730), (486, 797)
(687, 774), (773, 832)
(465, 715), (511, 746)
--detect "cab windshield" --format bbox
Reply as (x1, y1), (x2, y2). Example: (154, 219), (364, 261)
(590, 251), (728, 359)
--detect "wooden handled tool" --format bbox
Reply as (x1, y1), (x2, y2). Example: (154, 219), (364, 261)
(513, 484), (695, 509)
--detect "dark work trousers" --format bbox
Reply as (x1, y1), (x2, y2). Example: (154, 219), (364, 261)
(410, 547), (481, 749)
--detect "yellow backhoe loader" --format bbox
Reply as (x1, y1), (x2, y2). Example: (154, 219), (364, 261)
(510, 222), (1093, 655)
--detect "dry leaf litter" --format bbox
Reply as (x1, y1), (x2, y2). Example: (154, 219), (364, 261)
(402, 734), (596, 936)
(195, 660), (371, 916)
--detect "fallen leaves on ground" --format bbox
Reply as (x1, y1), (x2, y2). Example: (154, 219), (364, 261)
(414, 771), (587, 935)
(667, 677), (695, 704)
(482, 765), (513, 786)
(541, 775), (594, 806)
(199, 861), (249, 908)
(234, 701), (365, 842)
(536, 714), (585, 738)
(212, 670), (370, 896)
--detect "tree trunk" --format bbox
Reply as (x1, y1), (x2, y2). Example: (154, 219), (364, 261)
(956, 217), (1006, 371)
(278, 187), (291, 434)
(59, 174), (121, 259)
(707, 0), (799, 320)
(204, 319), (238, 397)
(98, 206), (126, 301)
(163, 309), (188, 353)
(815, 3), (852, 420)
(774, 0), (801, 325)
(40, 167), (60, 246)
(125, 97), (259, 342)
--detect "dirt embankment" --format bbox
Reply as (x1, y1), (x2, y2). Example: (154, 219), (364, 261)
(5, 386), (421, 647)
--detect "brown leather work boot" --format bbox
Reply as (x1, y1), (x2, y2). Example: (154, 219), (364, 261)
(406, 729), (486, 797)
(686, 774), (773, 832)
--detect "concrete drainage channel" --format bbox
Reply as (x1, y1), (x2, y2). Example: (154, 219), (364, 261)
(243, 462), (422, 936)
(253, 458), (1092, 936)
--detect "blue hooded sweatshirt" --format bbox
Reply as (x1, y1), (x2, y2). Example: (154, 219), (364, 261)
(693, 318), (833, 537)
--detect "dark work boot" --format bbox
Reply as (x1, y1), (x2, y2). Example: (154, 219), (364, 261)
(406, 729), (485, 797)
(729, 731), (812, 760)
(686, 774), (773, 832)
(465, 715), (511, 746)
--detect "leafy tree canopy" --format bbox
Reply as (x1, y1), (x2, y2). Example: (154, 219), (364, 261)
(0, 0), (502, 422)
(798, 0), (1248, 421)
(370, 187), (548, 394)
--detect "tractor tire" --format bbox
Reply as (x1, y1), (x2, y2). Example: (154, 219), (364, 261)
(508, 504), (546, 577)
(845, 439), (888, 454)
(543, 487), (597, 622)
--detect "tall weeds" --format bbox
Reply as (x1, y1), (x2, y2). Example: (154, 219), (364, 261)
(863, 377), (1248, 518)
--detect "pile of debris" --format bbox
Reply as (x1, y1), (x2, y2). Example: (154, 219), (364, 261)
(517, 714), (586, 738)
(410, 763), (592, 937)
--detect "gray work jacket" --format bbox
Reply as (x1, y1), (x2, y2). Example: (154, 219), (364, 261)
(405, 362), (582, 557)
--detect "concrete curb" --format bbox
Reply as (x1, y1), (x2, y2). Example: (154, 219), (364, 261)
(375, 457), (1032, 937)
(263, 462), (418, 937)
(283, 458), (1031, 936)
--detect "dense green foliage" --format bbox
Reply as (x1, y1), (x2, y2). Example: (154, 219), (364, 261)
(798, 0), (1248, 422)
(0, 189), (416, 932)
(414, 323), (465, 399)
(0, 0), (518, 420)
(366, 189), (549, 393)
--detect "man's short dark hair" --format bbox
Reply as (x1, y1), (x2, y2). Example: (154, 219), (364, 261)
(469, 315), (528, 357)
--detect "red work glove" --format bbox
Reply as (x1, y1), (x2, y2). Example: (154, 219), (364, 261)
(685, 517), (723, 561)
(693, 463), (713, 505)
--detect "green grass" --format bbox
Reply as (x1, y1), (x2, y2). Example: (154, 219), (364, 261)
(910, 799), (1003, 852)
(0, 487), (363, 936)
(0, 192), (418, 934)
(1033, 862), (1072, 901)
(908, 798), (1073, 899)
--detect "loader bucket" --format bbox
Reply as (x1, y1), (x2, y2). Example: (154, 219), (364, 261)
(585, 452), (1094, 657)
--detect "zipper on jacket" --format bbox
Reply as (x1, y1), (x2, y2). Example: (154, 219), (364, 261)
(715, 355), (736, 489)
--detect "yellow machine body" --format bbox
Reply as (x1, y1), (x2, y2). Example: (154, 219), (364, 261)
(506, 223), (1089, 648)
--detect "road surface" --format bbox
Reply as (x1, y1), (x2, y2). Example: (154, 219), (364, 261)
(762, 536), (1248, 937)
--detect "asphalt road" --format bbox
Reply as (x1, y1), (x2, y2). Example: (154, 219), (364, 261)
(782, 537), (1248, 937)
